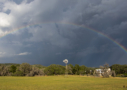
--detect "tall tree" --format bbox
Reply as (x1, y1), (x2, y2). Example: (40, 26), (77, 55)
(19, 63), (32, 76)
(73, 64), (80, 75)
(10, 65), (17, 73)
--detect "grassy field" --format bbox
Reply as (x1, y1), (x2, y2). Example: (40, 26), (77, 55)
(0, 75), (127, 90)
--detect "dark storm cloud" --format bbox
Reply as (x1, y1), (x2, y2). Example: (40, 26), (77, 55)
(12, 0), (23, 4)
(0, 0), (127, 67)
(55, 23), (60, 34)
(12, 0), (34, 4)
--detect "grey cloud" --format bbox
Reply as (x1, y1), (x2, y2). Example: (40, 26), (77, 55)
(0, 0), (127, 67)
(12, 0), (34, 5)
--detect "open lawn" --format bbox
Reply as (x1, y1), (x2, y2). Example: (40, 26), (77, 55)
(0, 76), (127, 90)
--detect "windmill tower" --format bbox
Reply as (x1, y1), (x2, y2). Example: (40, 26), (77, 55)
(63, 59), (68, 77)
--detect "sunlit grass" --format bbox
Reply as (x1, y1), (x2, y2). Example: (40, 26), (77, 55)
(0, 75), (127, 90)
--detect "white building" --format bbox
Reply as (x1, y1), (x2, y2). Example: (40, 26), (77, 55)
(94, 68), (111, 77)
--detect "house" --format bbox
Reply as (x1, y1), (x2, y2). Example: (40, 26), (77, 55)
(94, 68), (111, 77)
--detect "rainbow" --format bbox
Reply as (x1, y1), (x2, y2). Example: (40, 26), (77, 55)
(1, 21), (127, 53)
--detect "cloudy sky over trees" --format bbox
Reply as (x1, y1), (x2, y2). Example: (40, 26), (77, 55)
(0, 0), (127, 66)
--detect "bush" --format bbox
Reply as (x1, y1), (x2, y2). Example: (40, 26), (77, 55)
(13, 71), (24, 76)
(116, 74), (124, 77)
(124, 73), (127, 77)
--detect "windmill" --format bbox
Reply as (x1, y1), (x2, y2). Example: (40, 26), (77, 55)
(63, 59), (68, 77)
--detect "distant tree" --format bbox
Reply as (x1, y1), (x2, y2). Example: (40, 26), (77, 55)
(80, 65), (86, 70)
(79, 65), (87, 75)
(28, 66), (39, 76)
(19, 63), (32, 76)
(14, 68), (24, 76)
(85, 67), (95, 75)
(111, 64), (127, 76)
(73, 64), (80, 75)
(44, 64), (65, 75)
(112, 70), (116, 77)
(0, 65), (11, 76)
(28, 66), (45, 76)
(67, 65), (73, 75)
(39, 68), (45, 75)
(10, 65), (17, 73)
(58, 65), (65, 75)
(33, 64), (46, 69)
(68, 64), (74, 74)
(68, 64), (73, 69)
(122, 65), (127, 74)
(110, 64), (121, 74)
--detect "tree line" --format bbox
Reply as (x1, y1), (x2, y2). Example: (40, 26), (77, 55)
(0, 63), (126, 76)
(110, 64), (127, 76)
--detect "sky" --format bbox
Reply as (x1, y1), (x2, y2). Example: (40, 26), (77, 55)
(0, 0), (127, 67)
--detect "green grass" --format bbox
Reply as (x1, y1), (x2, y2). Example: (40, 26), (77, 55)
(0, 75), (127, 90)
